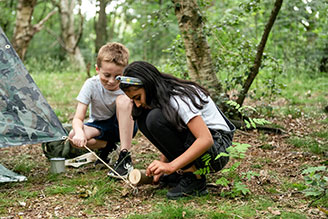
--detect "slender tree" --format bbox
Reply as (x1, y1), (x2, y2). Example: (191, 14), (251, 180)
(95, 0), (109, 53)
(236, 0), (283, 106)
(51, 0), (86, 71)
(12, 0), (56, 61)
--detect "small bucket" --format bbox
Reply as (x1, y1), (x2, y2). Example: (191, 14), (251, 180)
(50, 157), (66, 174)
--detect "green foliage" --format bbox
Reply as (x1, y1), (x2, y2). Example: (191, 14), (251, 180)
(31, 71), (85, 123)
(194, 142), (254, 198)
(12, 155), (37, 174)
(219, 142), (251, 160)
(117, 0), (179, 65)
(83, 181), (115, 206)
(45, 185), (76, 195)
(215, 142), (255, 198)
(201, 0), (286, 100)
(312, 131), (328, 139)
(161, 34), (188, 78)
(127, 203), (196, 219)
(301, 166), (328, 206)
(126, 202), (235, 218)
(231, 181), (250, 197)
(0, 1), (17, 37)
(226, 100), (272, 129)
(25, 56), (75, 74)
(194, 153), (211, 175)
(288, 136), (327, 155)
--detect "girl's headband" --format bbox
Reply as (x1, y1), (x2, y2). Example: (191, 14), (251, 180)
(116, 76), (143, 85)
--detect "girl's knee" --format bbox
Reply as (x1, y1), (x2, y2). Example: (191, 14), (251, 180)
(145, 108), (165, 130)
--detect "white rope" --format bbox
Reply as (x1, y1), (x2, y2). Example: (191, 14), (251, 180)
(64, 137), (137, 191)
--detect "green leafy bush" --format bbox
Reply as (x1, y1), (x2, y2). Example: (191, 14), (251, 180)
(302, 166), (328, 199)
(216, 142), (257, 198)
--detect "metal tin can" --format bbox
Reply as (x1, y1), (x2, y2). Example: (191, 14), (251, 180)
(50, 157), (66, 174)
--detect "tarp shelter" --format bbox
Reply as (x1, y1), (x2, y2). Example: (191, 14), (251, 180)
(0, 27), (67, 182)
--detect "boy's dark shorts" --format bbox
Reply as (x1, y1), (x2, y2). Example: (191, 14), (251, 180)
(85, 113), (138, 143)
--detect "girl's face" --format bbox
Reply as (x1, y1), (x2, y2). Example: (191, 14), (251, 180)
(124, 86), (150, 109)
(96, 62), (124, 91)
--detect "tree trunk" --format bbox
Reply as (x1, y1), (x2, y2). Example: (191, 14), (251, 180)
(54, 0), (86, 71)
(172, 0), (222, 103)
(236, 0), (283, 106)
(12, 0), (56, 61)
(95, 0), (109, 53)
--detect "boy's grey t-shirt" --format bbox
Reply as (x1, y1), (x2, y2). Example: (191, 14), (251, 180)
(77, 75), (124, 122)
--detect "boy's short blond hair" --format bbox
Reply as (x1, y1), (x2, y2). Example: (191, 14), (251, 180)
(97, 42), (129, 68)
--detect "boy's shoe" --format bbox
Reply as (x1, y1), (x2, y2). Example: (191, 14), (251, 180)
(94, 142), (117, 169)
(159, 172), (183, 188)
(107, 149), (133, 179)
(166, 172), (208, 200)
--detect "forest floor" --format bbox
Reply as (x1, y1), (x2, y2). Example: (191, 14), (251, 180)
(0, 107), (327, 218)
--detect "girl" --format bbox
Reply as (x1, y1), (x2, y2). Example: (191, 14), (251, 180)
(117, 61), (235, 199)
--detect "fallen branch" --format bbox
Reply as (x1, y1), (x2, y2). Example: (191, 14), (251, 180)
(230, 119), (286, 134)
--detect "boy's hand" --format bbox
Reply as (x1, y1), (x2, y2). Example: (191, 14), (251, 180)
(72, 132), (87, 148)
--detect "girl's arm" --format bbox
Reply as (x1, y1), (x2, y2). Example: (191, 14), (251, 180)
(160, 154), (168, 162)
(170, 115), (213, 172)
(147, 115), (213, 176)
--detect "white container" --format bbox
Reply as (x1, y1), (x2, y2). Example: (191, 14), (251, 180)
(50, 157), (66, 174)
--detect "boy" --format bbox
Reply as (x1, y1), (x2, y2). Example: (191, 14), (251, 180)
(69, 42), (137, 178)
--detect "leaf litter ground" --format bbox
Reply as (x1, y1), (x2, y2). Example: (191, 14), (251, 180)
(0, 113), (327, 218)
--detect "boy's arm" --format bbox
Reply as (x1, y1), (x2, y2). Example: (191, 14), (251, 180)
(72, 102), (88, 147)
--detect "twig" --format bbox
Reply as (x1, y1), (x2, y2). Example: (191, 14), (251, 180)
(235, 129), (256, 137)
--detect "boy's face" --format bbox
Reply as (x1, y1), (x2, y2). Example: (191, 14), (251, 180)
(96, 62), (124, 91)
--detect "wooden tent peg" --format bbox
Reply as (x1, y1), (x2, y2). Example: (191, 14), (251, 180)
(128, 169), (153, 186)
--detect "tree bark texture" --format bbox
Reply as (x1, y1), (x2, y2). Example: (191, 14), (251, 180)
(55, 0), (86, 71)
(12, 0), (56, 61)
(236, 0), (283, 106)
(172, 0), (222, 101)
(95, 0), (109, 53)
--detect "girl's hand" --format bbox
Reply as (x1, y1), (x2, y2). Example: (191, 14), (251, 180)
(153, 173), (163, 184)
(146, 160), (175, 177)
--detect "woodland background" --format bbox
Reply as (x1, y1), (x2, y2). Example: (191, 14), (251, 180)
(1, 0), (328, 113)
(0, 0), (328, 218)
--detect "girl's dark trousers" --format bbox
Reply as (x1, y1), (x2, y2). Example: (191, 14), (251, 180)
(136, 108), (235, 172)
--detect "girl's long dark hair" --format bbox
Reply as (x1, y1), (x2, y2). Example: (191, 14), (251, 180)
(120, 61), (210, 131)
